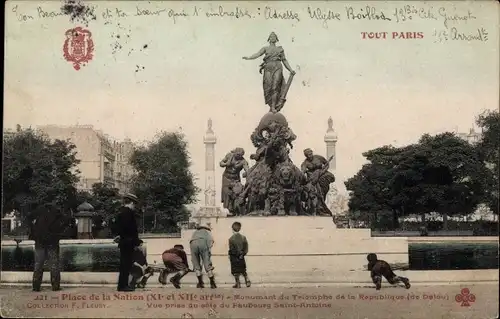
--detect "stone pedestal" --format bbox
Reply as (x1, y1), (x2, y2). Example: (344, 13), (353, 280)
(145, 216), (408, 283)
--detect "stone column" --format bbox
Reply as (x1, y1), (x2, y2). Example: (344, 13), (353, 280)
(204, 119), (217, 208)
(194, 119), (223, 223)
(324, 117), (337, 173)
(324, 117), (339, 215)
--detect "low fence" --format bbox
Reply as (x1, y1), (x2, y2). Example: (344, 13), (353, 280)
(2, 231), (182, 242)
(372, 230), (476, 237)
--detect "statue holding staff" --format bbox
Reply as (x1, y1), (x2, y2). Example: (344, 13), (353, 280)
(300, 148), (336, 216)
(243, 32), (296, 113)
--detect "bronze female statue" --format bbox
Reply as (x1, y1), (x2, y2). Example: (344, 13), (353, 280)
(243, 32), (296, 113)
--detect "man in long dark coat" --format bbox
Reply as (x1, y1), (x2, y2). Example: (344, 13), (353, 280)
(31, 203), (71, 292)
(111, 193), (141, 292)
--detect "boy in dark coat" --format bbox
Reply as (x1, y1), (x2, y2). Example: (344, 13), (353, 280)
(129, 240), (154, 289)
(367, 253), (411, 290)
(228, 222), (251, 288)
(159, 245), (190, 289)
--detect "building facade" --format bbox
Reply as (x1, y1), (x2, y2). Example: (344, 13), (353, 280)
(37, 125), (135, 194)
(113, 138), (135, 194)
(457, 127), (481, 144)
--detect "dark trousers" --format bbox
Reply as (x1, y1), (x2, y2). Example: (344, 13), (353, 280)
(372, 273), (409, 286)
(118, 245), (134, 290)
(229, 254), (247, 276)
(33, 244), (60, 290)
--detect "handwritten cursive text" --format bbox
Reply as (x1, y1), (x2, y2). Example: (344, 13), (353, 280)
(307, 7), (341, 28)
(392, 5), (438, 23)
(37, 7), (65, 18)
(205, 6), (251, 19)
(451, 27), (488, 42)
(12, 5), (34, 21)
(439, 8), (477, 29)
(135, 6), (167, 17)
(346, 6), (391, 21)
(264, 6), (300, 22)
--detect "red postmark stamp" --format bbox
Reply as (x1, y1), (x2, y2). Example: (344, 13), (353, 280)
(63, 27), (94, 70)
(455, 288), (476, 307)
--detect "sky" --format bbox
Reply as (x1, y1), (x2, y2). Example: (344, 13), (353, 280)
(4, 1), (499, 203)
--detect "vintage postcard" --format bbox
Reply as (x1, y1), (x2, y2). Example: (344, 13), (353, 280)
(2, 0), (499, 318)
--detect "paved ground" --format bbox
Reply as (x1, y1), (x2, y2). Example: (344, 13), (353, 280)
(1, 284), (498, 319)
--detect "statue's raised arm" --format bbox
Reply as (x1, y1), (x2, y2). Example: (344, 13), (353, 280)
(242, 32), (296, 113)
(242, 47), (266, 61)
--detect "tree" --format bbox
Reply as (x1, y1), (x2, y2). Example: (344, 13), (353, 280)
(345, 145), (409, 228)
(89, 183), (121, 222)
(3, 128), (80, 221)
(345, 164), (390, 217)
(345, 133), (490, 230)
(476, 110), (499, 214)
(75, 183), (121, 227)
(415, 133), (489, 217)
(129, 131), (199, 232)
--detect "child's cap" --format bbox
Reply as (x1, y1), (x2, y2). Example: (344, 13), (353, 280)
(232, 221), (242, 232)
(174, 244), (184, 250)
(367, 253), (377, 262)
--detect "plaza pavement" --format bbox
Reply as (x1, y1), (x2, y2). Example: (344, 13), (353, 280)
(1, 283), (498, 319)
(2, 269), (498, 286)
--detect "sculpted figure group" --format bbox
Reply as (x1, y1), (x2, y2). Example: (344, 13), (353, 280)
(219, 32), (336, 217)
(220, 144), (335, 217)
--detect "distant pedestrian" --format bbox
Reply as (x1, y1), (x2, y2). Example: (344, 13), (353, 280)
(112, 193), (141, 292)
(159, 244), (191, 288)
(367, 253), (411, 290)
(31, 203), (71, 292)
(190, 222), (217, 288)
(228, 222), (251, 288)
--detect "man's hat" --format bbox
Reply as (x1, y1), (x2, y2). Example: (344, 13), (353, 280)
(197, 221), (212, 230)
(123, 193), (139, 203)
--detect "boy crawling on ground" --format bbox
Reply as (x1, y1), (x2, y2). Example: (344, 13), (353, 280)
(128, 240), (154, 289)
(159, 245), (191, 289)
(367, 253), (411, 290)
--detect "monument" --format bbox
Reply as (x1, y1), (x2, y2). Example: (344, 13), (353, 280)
(193, 119), (223, 222)
(324, 117), (337, 172)
(324, 118), (340, 215)
(220, 31), (336, 217)
(158, 33), (408, 283)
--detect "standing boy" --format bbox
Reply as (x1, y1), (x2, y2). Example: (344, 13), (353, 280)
(159, 244), (190, 289)
(190, 222), (217, 288)
(228, 222), (251, 288)
(367, 253), (411, 290)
